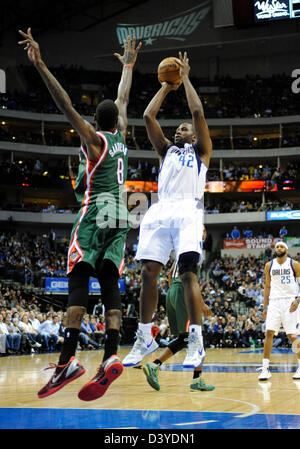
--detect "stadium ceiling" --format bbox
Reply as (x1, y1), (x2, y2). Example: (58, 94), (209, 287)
(1, 0), (150, 34)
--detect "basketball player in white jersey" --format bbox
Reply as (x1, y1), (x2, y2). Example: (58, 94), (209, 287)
(258, 241), (300, 380)
(123, 51), (212, 368)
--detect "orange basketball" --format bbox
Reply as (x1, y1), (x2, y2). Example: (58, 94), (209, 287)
(158, 57), (182, 85)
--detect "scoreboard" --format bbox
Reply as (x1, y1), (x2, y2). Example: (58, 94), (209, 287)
(254, 0), (300, 21)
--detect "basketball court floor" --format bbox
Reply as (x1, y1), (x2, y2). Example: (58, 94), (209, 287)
(0, 346), (299, 429)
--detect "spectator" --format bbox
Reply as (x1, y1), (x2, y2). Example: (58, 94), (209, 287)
(231, 226), (241, 239)
(18, 314), (41, 351)
(4, 316), (22, 354)
(37, 314), (60, 352)
(222, 325), (238, 348)
(279, 225), (288, 238)
(79, 315), (101, 350)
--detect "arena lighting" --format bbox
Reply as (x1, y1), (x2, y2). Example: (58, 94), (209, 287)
(1, 121), (5, 125)
(18, 160), (22, 164)
(42, 171), (48, 176)
(70, 129), (75, 133)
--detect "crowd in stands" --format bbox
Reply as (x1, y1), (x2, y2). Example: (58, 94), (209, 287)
(0, 156), (299, 191)
(1, 67), (300, 119)
(1, 227), (299, 357)
(222, 224), (289, 240)
(205, 200), (298, 214)
(0, 231), (69, 286)
(0, 297), (106, 355)
(207, 161), (299, 182)
(1, 121), (300, 153)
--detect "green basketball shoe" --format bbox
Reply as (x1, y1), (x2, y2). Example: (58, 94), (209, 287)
(190, 377), (215, 392)
(142, 362), (160, 391)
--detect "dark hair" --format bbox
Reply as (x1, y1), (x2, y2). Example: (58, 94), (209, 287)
(95, 99), (119, 131)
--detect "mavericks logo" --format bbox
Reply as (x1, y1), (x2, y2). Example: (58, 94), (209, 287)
(116, 2), (211, 47)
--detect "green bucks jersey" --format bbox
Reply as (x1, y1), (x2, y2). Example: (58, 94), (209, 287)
(74, 129), (128, 224)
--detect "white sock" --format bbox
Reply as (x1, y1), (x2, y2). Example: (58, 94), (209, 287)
(138, 322), (153, 342)
(262, 358), (270, 369)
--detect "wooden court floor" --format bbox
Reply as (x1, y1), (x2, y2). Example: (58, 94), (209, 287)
(0, 346), (299, 429)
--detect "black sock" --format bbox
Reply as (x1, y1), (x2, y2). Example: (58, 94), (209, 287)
(58, 328), (80, 366)
(103, 329), (120, 361)
(153, 359), (162, 366)
(193, 369), (202, 379)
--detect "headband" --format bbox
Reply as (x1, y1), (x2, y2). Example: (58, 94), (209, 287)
(275, 241), (289, 250)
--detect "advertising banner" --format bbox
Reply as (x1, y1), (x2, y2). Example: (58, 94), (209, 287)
(45, 278), (125, 293)
(285, 237), (300, 248)
(266, 210), (300, 221)
(223, 238), (283, 249)
(125, 180), (278, 193)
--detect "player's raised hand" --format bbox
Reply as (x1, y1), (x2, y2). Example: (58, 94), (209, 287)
(177, 51), (190, 78)
(18, 28), (42, 64)
(114, 35), (142, 67)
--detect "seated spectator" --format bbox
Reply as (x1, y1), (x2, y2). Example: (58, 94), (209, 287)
(17, 314), (41, 352)
(96, 315), (106, 334)
(222, 325), (238, 348)
(28, 310), (41, 331)
(204, 316), (219, 348)
(89, 316), (104, 346)
(79, 314), (101, 350)
(157, 317), (170, 347)
(4, 316), (22, 354)
(37, 314), (60, 352)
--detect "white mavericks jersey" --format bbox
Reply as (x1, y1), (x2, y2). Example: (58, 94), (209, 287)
(158, 143), (208, 202)
(269, 257), (299, 299)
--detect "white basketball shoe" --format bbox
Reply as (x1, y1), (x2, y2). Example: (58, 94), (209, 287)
(183, 329), (206, 368)
(258, 367), (272, 381)
(122, 330), (159, 367)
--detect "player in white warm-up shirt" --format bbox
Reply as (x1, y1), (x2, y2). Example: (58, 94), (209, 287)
(258, 241), (300, 381)
(123, 52), (213, 369)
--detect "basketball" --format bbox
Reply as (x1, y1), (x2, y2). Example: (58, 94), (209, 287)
(158, 57), (182, 85)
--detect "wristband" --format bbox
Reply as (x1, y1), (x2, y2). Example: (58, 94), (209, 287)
(124, 63), (133, 69)
(263, 307), (268, 310)
(296, 298), (300, 304)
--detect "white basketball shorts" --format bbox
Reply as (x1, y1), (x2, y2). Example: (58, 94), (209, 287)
(266, 297), (298, 335)
(135, 199), (204, 265)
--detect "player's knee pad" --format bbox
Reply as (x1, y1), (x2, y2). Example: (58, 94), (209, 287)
(168, 333), (188, 354)
(67, 263), (90, 308)
(178, 252), (200, 276)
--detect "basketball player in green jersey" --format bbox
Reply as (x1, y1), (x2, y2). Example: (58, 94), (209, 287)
(18, 28), (142, 401)
(142, 227), (215, 391)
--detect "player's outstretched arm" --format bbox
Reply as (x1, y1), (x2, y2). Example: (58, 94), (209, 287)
(262, 262), (271, 320)
(178, 51), (212, 168)
(18, 28), (102, 159)
(143, 82), (179, 160)
(114, 36), (142, 141)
